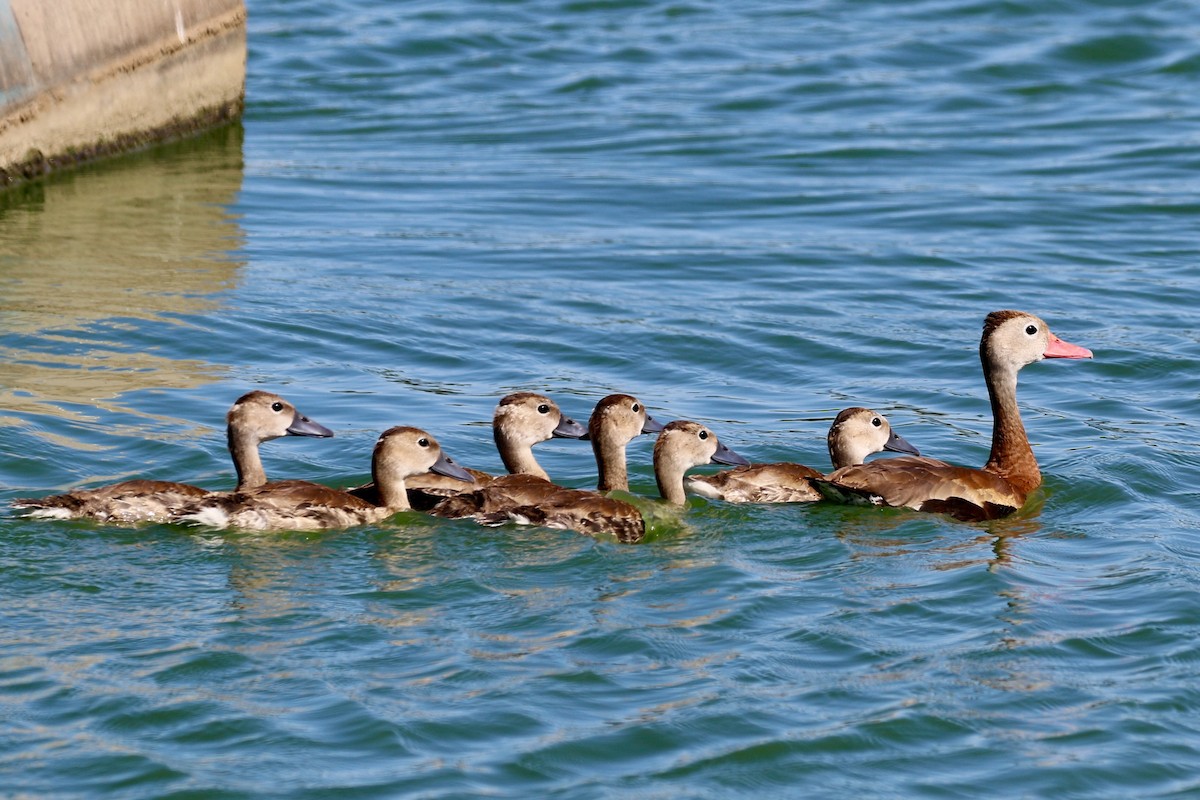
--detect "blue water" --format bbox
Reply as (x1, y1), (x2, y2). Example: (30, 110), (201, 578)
(3, 0), (1200, 796)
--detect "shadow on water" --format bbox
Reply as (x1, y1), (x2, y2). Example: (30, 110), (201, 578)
(0, 125), (247, 423)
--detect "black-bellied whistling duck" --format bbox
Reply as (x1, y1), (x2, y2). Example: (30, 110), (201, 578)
(812, 310), (1092, 521)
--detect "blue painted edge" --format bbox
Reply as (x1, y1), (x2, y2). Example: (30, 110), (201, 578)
(0, 0), (35, 108)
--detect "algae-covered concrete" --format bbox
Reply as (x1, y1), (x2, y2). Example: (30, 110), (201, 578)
(0, 0), (245, 185)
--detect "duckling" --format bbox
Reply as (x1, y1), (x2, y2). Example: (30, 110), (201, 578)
(481, 420), (750, 543)
(585, 393), (665, 492)
(350, 391), (587, 510)
(428, 392), (656, 519)
(11, 391), (333, 524)
(685, 407), (919, 503)
(171, 426), (471, 531)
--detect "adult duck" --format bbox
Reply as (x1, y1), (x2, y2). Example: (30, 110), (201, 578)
(686, 407), (919, 503)
(483, 420), (750, 543)
(812, 310), (1092, 521)
(354, 391), (586, 510)
(172, 426), (472, 531)
(12, 391), (333, 524)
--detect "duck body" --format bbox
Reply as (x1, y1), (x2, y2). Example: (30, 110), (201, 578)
(499, 492), (646, 544)
(12, 391), (334, 524)
(813, 455), (1018, 520)
(12, 479), (212, 525)
(688, 462), (825, 504)
(429, 473), (562, 519)
(178, 479), (385, 532)
(174, 426), (471, 531)
(686, 407), (918, 504)
(812, 310), (1092, 521)
(485, 420), (749, 543)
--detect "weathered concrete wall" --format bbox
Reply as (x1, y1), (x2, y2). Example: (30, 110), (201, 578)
(0, 0), (245, 185)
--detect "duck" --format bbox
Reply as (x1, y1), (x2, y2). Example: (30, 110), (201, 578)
(811, 310), (1092, 521)
(480, 420), (751, 543)
(11, 390), (334, 524)
(428, 392), (659, 519)
(584, 393), (666, 491)
(351, 391), (587, 510)
(171, 426), (472, 531)
(425, 392), (628, 518)
(685, 407), (919, 503)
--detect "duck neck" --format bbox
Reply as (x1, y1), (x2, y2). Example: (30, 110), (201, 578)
(593, 435), (629, 492)
(373, 470), (412, 512)
(228, 427), (267, 490)
(982, 361), (1040, 495)
(495, 428), (549, 480)
(829, 439), (866, 470)
(654, 456), (688, 505)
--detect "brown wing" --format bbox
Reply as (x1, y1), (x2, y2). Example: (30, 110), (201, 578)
(14, 479), (211, 524)
(430, 474), (560, 519)
(687, 462), (824, 503)
(821, 456), (1024, 519)
(487, 489), (646, 544)
(239, 480), (377, 510)
(173, 479), (382, 531)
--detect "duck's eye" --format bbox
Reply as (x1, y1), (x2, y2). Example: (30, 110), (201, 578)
(537, 404), (550, 414)
(1025, 324), (1038, 336)
(872, 417), (882, 427)
(698, 430), (709, 440)
(631, 403), (640, 412)
(271, 402), (283, 412)
(418, 438), (429, 448)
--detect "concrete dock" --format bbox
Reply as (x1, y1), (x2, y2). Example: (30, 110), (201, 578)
(0, 0), (245, 185)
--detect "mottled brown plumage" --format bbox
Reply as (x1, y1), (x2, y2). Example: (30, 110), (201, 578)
(429, 473), (562, 519)
(12, 391), (333, 524)
(685, 407), (918, 503)
(172, 426), (471, 531)
(498, 493), (646, 544)
(813, 311), (1092, 521)
(484, 420), (750, 543)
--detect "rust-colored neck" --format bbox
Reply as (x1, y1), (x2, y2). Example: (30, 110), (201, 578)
(982, 359), (1040, 497)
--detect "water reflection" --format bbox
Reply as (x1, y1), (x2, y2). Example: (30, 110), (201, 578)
(0, 125), (245, 419)
(830, 492), (1045, 572)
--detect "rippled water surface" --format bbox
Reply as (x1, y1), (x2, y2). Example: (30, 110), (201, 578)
(3, 0), (1200, 796)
